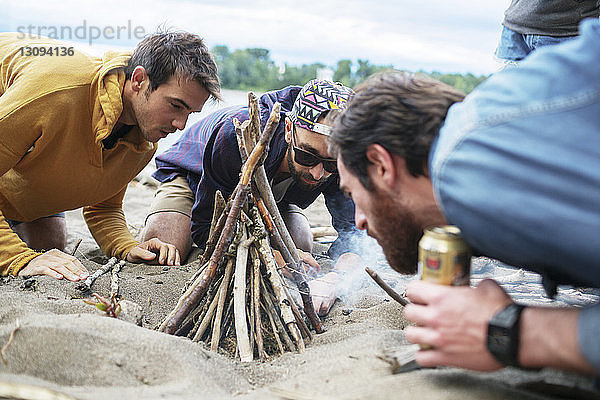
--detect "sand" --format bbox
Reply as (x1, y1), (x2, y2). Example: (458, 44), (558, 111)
(1, 175), (598, 400)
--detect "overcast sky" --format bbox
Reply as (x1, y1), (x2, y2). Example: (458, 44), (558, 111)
(2, 0), (510, 74)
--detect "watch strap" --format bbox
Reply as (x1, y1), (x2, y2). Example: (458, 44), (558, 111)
(487, 303), (525, 367)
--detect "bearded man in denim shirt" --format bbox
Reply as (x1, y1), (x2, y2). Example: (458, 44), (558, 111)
(330, 19), (600, 375)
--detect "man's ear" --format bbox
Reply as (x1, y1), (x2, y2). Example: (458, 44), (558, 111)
(365, 144), (397, 188)
(130, 66), (148, 93)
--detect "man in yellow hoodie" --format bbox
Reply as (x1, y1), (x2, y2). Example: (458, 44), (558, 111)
(0, 31), (220, 281)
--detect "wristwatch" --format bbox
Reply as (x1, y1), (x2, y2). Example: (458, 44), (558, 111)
(486, 303), (525, 367)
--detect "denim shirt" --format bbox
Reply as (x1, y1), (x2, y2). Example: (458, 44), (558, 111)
(430, 19), (600, 370)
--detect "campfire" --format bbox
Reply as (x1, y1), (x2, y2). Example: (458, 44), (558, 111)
(158, 93), (324, 361)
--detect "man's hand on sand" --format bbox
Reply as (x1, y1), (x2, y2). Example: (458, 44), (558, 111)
(297, 249), (321, 274)
(273, 249), (321, 277)
(308, 252), (363, 316)
(309, 272), (339, 316)
(18, 249), (89, 281)
(126, 238), (180, 266)
(403, 279), (512, 371)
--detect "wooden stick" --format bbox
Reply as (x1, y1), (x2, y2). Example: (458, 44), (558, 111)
(192, 286), (221, 342)
(84, 257), (117, 289)
(178, 291), (212, 338)
(211, 258), (235, 351)
(365, 267), (410, 306)
(250, 206), (312, 339)
(233, 229), (253, 361)
(248, 92), (261, 145)
(283, 284), (313, 340)
(311, 226), (337, 239)
(69, 238), (82, 256)
(223, 292), (235, 339)
(262, 301), (284, 355)
(207, 190), (227, 246)
(110, 260), (125, 298)
(250, 168), (324, 334)
(260, 276), (292, 353)
(254, 230), (304, 352)
(233, 118), (249, 164)
(182, 261), (208, 295)
(250, 247), (266, 360)
(159, 103), (280, 335)
(199, 194), (231, 267)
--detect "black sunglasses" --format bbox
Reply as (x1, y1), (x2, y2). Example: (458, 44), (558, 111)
(290, 125), (338, 173)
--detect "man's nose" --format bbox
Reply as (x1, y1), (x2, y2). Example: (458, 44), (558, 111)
(355, 205), (367, 231)
(308, 163), (325, 181)
(172, 114), (189, 131)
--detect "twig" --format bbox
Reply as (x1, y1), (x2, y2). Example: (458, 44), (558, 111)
(234, 229), (253, 361)
(110, 260), (126, 298)
(211, 258), (235, 351)
(283, 284), (313, 340)
(183, 261), (208, 294)
(207, 190), (227, 248)
(262, 301), (284, 355)
(248, 92), (262, 145)
(84, 257), (117, 289)
(254, 230), (304, 352)
(233, 118), (249, 164)
(223, 292), (235, 339)
(365, 267), (410, 306)
(198, 198), (231, 267)
(69, 238), (82, 256)
(250, 207), (312, 340)
(250, 247), (266, 360)
(192, 285), (221, 342)
(1, 319), (20, 365)
(261, 276), (290, 353)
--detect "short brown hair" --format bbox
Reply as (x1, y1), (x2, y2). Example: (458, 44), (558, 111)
(125, 31), (221, 100)
(329, 71), (465, 189)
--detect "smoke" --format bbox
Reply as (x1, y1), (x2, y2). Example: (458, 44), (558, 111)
(335, 231), (417, 308)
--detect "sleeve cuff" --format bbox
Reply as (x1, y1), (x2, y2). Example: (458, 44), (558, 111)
(578, 303), (600, 371)
(7, 250), (43, 276)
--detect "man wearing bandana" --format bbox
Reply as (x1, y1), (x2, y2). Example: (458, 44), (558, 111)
(143, 80), (364, 315)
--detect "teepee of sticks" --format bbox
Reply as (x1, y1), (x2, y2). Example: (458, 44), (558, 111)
(158, 93), (324, 361)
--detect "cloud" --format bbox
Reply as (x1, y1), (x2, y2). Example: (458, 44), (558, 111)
(2, 0), (508, 73)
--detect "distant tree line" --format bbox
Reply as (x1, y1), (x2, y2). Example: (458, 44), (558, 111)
(211, 45), (489, 94)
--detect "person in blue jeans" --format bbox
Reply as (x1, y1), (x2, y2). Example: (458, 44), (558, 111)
(495, 0), (598, 63)
(329, 19), (600, 374)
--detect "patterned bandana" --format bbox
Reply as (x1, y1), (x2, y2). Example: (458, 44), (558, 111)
(288, 79), (354, 136)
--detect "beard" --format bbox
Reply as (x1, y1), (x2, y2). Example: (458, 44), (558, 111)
(367, 189), (423, 275)
(287, 150), (328, 191)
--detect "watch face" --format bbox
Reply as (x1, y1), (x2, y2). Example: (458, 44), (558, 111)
(488, 327), (510, 348)
(487, 304), (525, 367)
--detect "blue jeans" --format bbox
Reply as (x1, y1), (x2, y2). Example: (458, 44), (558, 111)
(494, 25), (576, 62)
(431, 19), (600, 370)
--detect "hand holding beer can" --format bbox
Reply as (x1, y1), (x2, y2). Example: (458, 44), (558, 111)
(417, 225), (471, 350)
(418, 225), (471, 286)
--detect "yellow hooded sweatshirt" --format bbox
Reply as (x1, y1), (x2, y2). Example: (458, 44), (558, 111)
(0, 33), (157, 275)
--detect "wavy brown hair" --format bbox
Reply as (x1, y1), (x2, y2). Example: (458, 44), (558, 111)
(125, 31), (221, 100)
(329, 71), (465, 189)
